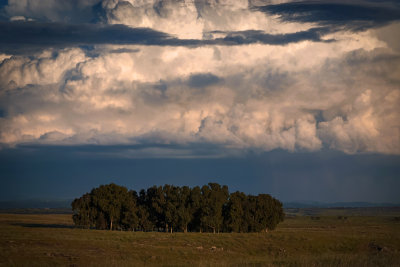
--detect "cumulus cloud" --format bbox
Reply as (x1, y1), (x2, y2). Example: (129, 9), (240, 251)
(1, 42), (399, 154)
(0, 21), (332, 55)
(0, 21), (174, 55)
(258, 1), (400, 31)
(102, 0), (307, 39)
(0, 0), (399, 156)
(3, 0), (102, 23)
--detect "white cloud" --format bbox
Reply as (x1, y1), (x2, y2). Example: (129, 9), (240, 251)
(0, 54), (12, 64)
(4, 0), (101, 23)
(1, 37), (399, 155)
(0, 49), (87, 89)
(9, 16), (27, 21)
(372, 22), (400, 52)
(0, 1), (399, 156)
(102, 0), (313, 39)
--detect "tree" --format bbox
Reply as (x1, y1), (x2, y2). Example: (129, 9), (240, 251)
(71, 183), (285, 233)
(246, 195), (262, 232)
(256, 194), (284, 231)
(146, 185), (166, 231)
(245, 194), (285, 232)
(120, 190), (139, 231)
(224, 191), (247, 232)
(188, 186), (202, 232)
(71, 193), (96, 228)
(176, 186), (192, 233)
(137, 189), (154, 231)
(200, 183), (229, 233)
(163, 184), (178, 233)
(90, 183), (130, 230)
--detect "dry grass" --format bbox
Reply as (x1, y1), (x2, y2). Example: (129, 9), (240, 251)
(0, 211), (399, 266)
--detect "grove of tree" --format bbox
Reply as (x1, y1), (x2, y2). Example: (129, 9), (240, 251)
(71, 183), (284, 233)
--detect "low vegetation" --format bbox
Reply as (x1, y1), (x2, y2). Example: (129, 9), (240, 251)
(1, 210), (399, 266)
(72, 183), (284, 233)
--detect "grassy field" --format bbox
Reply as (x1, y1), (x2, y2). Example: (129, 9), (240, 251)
(1, 209), (399, 266)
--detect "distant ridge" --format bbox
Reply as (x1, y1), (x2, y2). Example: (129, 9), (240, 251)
(284, 201), (400, 208)
(1, 199), (399, 209)
(0, 199), (72, 209)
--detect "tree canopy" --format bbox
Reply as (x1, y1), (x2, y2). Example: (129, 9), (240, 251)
(72, 183), (284, 232)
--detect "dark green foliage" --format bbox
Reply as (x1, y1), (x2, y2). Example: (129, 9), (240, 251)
(188, 186), (202, 231)
(137, 189), (154, 231)
(224, 191), (247, 232)
(175, 186), (192, 233)
(72, 184), (138, 230)
(90, 183), (136, 230)
(71, 183), (284, 232)
(146, 185), (166, 230)
(120, 190), (139, 231)
(71, 193), (96, 228)
(200, 183), (229, 233)
(163, 184), (179, 232)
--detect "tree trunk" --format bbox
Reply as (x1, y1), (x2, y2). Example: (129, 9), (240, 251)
(110, 216), (113, 231)
(170, 226), (173, 233)
(184, 225), (187, 233)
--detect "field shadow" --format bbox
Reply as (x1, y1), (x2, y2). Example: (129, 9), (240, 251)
(12, 223), (75, 229)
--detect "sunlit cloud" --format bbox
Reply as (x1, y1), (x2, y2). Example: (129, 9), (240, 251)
(0, 0), (399, 156)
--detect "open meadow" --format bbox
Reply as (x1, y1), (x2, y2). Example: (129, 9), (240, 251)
(1, 208), (400, 266)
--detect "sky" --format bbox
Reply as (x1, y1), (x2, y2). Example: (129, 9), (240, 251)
(0, 0), (399, 203)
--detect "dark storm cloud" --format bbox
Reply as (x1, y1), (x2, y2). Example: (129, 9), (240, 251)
(188, 73), (222, 88)
(108, 48), (140, 54)
(0, 0), (103, 23)
(1, 146), (399, 202)
(0, 0), (6, 9)
(0, 21), (332, 54)
(210, 27), (331, 45)
(5, 142), (234, 160)
(0, 21), (173, 54)
(255, 1), (400, 31)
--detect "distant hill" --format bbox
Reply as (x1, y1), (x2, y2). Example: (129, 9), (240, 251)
(1, 199), (399, 210)
(283, 201), (400, 208)
(0, 199), (72, 209)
